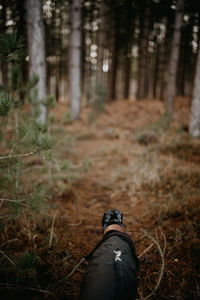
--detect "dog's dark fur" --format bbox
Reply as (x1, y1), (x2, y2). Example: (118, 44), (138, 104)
(102, 209), (126, 234)
(79, 209), (139, 300)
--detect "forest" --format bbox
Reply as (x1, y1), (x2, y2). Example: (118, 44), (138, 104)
(0, 0), (200, 299)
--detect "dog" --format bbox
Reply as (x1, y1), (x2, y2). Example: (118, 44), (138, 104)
(79, 209), (139, 300)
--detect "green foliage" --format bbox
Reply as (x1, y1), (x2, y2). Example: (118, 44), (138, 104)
(28, 187), (46, 212)
(43, 95), (56, 109)
(17, 251), (39, 270)
(0, 90), (16, 117)
(81, 157), (92, 172)
(25, 121), (54, 151)
(151, 112), (172, 132)
(61, 159), (74, 172)
(0, 32), (25, 62)
(63, 111), (72, 124)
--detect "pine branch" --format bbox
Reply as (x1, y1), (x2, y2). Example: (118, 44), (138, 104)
(0, 150), (37, 160)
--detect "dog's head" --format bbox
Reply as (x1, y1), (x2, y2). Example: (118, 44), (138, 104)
(102, 209), (125, 234)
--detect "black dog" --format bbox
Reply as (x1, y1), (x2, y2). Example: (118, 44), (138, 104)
(79, 209), (139, 300)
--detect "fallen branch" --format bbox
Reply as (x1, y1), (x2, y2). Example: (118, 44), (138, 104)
(0, 283), (51, 294)
(0, 198), (29, 207)
(139, 230), (166, 300)
(0, 250), (16, 265)
(65, 258), (85, 281)
(138, 242), (155, 259)
(57, 258), (85, 285)
(0, 239), (19, 248)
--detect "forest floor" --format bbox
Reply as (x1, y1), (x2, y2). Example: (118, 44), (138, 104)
(0, 97), (200, 299)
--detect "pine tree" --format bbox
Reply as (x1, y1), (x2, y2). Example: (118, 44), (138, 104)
(165, 0), (184, 114)
(69, 0), (82, 119)
(0, 33), (53, 215)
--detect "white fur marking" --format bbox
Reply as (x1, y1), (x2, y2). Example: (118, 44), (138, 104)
(114, 250), (122, 262)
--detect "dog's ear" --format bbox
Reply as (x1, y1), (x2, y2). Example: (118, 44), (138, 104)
(102, 212), (106, 227)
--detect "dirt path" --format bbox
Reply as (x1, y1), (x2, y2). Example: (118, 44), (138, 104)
(0, 98), (199, 300)
(52, 98), (199, 300)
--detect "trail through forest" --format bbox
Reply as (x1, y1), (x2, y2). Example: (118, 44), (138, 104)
(51, 97), (199, 299)
(1, 97), (199, 300)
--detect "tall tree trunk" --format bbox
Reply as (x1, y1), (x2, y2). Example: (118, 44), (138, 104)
(96, 0), (107, 89)
(26, 0), (47, 125)
(17, 0), (27, 102)
(107, 10), (118, 102)
(136, 0), (151, 100)
(160, 15), (174, 101)
(153, 43), (160, 99)
(1, 0), (8, 86)
(124, 56), (131, 99)
(123, 0), (134, 99)
(81, 5), (86, 97)
(69, 0), (81, 119)
(165, 0), (184, 115)
(189, 43), (200, 137)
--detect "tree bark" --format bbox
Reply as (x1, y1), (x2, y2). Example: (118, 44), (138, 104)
(165, 0), (184, 115)
(189, 43), (200, 137)
(1, 0), (8, 86)
(69, 0), (82, 120)
(107, 10), (118, 102)
(96, 0), (107, 89)
(26, 0), (47, 125)
(123, 0), (134, 100)
(137, 0), (151, 100)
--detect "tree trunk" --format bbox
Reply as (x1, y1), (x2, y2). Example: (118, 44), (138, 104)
(136, 0), (151, 100)
(1, 0), (8, 86)
(107, 10), (118, 102)
(69, 0), (81, 120)
(165, 0), (184, 115)
(124, 56), (131, 99)
(96, 0), (107, 89)
(153, 43), (160, 99)
(26, 0), (47, 125)
(123, 0), (134, 100)
(189, 43), (200, 137)
(17, 0), (27, 102)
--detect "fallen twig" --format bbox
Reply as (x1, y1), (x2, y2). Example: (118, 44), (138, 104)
(65, 258), (85, 280)
(0, 250), (16, 265)
(138, 242), (155, 259)
(0, 283), (51, 294)
(49, 214), (56, 248)
(0, 239), (19, 248)
(139, 230), (166, 300)
(67, 220), (82, 226)
(0, 198), (29, 207)
(57, 258), (85, 284)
